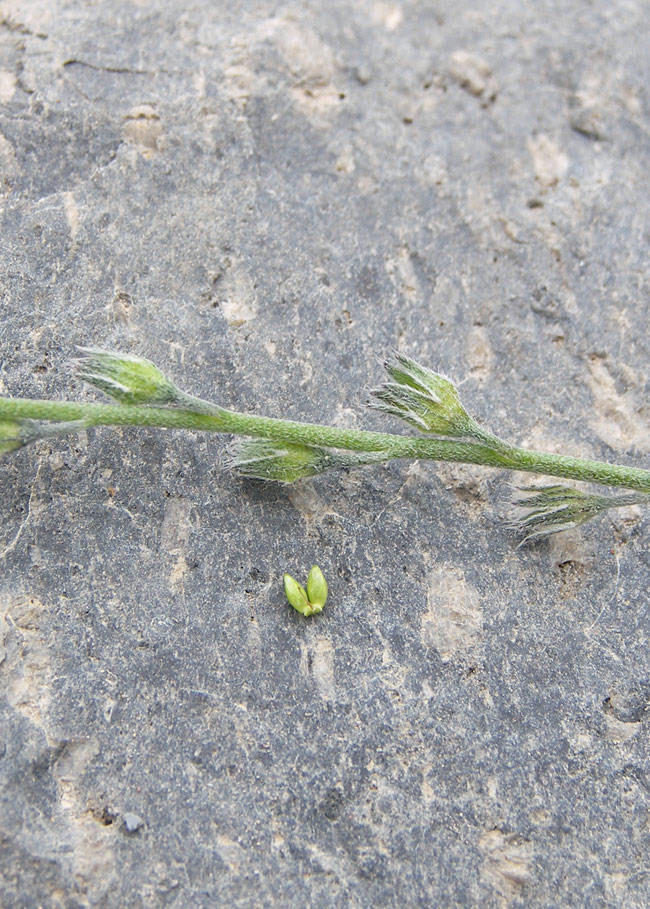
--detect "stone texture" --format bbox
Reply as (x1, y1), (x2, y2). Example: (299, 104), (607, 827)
(1, 1), (649, 906)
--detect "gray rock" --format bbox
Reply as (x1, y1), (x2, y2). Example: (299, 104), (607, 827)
(1, 1), (649, 907)
(123, 812), (144, 834)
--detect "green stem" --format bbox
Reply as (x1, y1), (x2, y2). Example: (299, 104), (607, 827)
(1, 395), (649, 493)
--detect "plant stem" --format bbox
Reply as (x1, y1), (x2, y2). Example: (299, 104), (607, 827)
(1, 395), (649, 493)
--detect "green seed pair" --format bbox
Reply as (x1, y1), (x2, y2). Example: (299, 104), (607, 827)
(283, 566), (328, 617)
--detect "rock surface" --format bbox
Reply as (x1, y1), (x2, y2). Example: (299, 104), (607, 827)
(1, 1), (649, 906)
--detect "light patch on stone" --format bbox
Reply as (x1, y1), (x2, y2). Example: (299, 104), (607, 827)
(462, 184), (511, 249)
(305, 843), (347, 878)
(122, 105), (164, 158)
(371, 3), (403, 30)
(547, 522), (589, 566)
(420, 153), (448, 187)
(220, 295), (257, 327)
(56, 739), (101, 802)
(160, 496), (193, 589)
(420, 764), (435, 804)
(604, 870), (637, 905)
(479, 829), (533, 904)
(107, 290), (133, 324)
(260, 17), (336, 81)
(385, 244), (419, 298)
(56, 739), (117, 891)
(420, 777), (435, 804)
(602, 713), (641, 743)
(0, 130), (20, 180)
(586, 357), (650, 452)
(0, 69), (16, 103)
(558, 284), (578, 315)
(291, 82), (344, 118)
(0, 1), (52, 33)
(569, 70), (613, 140)
(215, 259), (258, 328)
(287, 484), (338, 531)
(216, 835), (246, 872)
(102, 696), (116, 723)
(527, 134), (568, 187)
(435, 462), (489, 520)
(224, 32), (261, 109)
(334, 146), (355, 174)
(529, 807), (550, 825)
(2, 594), (118, 893)
(332, 405), (359, 428)
(467, 324), (493, 381)
(62, 191), (80, 241)
(2, 595), (52, 728)
(253, 17), (344, 121)
(300, 637), (335, 701)
(422, 567), (483, 660)
(160, 496), (192, 552)
(247, 614), (262, 664)
(449, 50), (493, 97)
(192, 70), (206, 97)
(169, 553), (189, 590)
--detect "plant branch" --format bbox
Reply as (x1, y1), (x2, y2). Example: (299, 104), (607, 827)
(1, 394), (650, 493)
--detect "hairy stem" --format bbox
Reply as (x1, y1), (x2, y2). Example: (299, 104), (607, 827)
(1, 395), (649, 493)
